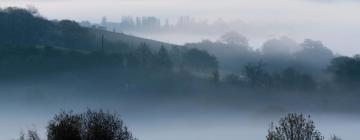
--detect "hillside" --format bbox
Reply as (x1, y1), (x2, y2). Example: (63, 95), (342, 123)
(92, 29), (174, 51)
(1, 7), (359, 94)
(0, 7), (173, 52)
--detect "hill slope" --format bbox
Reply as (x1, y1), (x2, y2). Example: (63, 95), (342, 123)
(0, 7), (173, 52)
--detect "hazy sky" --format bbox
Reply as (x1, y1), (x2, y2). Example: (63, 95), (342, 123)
(1, 0), (360, 55)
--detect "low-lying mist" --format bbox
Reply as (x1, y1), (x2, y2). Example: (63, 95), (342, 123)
(1, 7), (360, 140)
(1, 82), (360, 140)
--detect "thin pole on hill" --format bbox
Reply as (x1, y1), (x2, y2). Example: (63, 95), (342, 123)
(101, 34), (104, 52)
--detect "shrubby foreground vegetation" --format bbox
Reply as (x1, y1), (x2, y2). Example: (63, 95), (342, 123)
(16, 110), (136, 140)
(267, 114), (324, 140)
(15, 110), (342, 140)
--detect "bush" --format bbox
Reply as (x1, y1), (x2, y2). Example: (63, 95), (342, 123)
(47, 111), (82, 140)
(266, 113), (324, 140)
(47, 109), (136, 140)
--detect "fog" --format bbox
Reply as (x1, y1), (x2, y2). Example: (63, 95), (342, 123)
(132, 17), (360, 56)
(1, 1), (360, 140)
(1, 81), (360, 140)
(2, 0), (360, 55)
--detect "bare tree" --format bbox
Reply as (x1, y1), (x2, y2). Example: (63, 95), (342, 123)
(47, 111), (82, 140)
(266, 123), (284, 140)
(81, 109), (135, 140)
(267, 113), (324, 140)
(47, 109), (136, 140)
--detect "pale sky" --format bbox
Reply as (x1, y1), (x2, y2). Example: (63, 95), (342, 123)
(1, 0), (360, 55)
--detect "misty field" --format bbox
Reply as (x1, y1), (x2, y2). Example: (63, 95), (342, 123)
(0, 3), (360, 140)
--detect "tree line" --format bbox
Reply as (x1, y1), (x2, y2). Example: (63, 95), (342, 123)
(0, 43), (218, 93)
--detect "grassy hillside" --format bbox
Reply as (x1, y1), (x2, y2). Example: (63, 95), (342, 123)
(0, 7), (173, 53)
(92, 29), (173, 52)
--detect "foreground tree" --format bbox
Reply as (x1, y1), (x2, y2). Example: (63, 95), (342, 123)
(47, 109), (136, 140)
(82, 110), (134, 140)
(266, 113), (324, 140)
(47, 111), (82, 140)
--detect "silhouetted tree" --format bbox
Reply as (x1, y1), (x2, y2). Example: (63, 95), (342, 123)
(47, 110), (136, 140)
(266, 113), (324, 140)
(47, 111), (82, 140)
(82, 110), (134, 140)
(266, 123), (283, 140)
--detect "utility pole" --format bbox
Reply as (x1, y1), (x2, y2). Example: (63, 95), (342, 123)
(101, 34), (104, 52)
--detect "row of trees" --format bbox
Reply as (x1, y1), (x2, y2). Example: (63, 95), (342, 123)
(1, 42), (359, 92)
(186, 33), (334, 74)
(186, 32), (360, 91)
(0, 43), (217, 76)
(222, 62), (316, 91)
(96, 16), (236, 34)
(222, 55), (360, 92)
(327, 55), (360, 87)
(0, 43), (219, 93)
